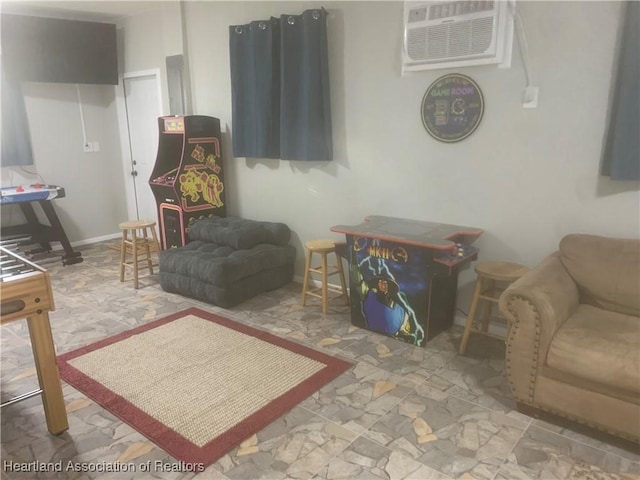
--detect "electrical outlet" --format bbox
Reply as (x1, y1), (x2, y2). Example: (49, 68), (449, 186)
(83, 143), (93, 152)
(92, 141), (100, 152)
(523, 86), (539, 109)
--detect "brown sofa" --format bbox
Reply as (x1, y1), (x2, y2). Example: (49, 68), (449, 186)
(499, 234), (640, 443)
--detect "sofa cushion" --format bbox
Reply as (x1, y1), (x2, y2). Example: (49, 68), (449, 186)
(188, 216), (291, 249)
(159, 264), (294, 309)
(160, 240), (296, 287)
(559, 234), (640, 316)
(547, 304), (640, 394)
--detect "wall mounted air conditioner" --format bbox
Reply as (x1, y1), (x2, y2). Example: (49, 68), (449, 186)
(402, 0), (515, 73)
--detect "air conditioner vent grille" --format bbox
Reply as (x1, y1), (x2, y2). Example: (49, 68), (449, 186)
(428, 0), (495, 20)
(408, 26), (428, 59)
(408, 6), (428, 22)
(402, 0), (514, 71)
(407, 16), (494, 61)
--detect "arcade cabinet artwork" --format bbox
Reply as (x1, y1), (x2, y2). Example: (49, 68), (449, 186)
(149, 115), (226, 249)
(331, 216), (483, 347)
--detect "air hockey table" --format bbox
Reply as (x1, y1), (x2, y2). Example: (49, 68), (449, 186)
(331, 215), (483, 347)
(0, 184), (83, 265)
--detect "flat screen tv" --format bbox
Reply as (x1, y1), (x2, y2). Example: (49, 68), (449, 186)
(1, 14), (118, 85)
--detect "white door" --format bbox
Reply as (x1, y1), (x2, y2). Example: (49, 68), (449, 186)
(120, 72), (163, 222)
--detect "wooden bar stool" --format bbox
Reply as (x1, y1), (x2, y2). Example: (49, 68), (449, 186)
(301, 239), (349, 314)
(459, 261), (530, 355)
(119, 220), (160, 289)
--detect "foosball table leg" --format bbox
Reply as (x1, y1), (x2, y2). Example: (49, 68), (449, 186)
(26, 312), (69, 435)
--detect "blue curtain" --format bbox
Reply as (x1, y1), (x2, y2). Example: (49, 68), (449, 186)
(229, 8), (333, 161)
(1, 56), (34, 167)
(601, 1), (639, 181)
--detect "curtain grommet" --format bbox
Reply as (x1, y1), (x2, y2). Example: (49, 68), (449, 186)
(312, 10), (321, 20)
(287, 16), (296, 25)
(258, 21), (267, 30)
(235, 26), (243, 34)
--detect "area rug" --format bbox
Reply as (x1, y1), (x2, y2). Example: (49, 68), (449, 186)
(58, 307), (352, 468)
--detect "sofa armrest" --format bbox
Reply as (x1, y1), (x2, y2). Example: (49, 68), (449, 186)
(498, 252), (579, 403)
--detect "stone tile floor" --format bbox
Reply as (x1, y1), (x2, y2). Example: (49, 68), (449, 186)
(1, 242), (638, 480)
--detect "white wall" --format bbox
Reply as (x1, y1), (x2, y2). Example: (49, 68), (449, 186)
(4, 1), (637, 315)
(118, 5), (183, 113)
(0, 2), (186, 245)
(182, 1), (639, 306)
(1, 82), (128, 243)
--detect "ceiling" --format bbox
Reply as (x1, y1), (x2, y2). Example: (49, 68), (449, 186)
(0, 0), (166, 22)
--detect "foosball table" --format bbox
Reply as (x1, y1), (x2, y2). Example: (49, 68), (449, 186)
(0, 247), (68, 435)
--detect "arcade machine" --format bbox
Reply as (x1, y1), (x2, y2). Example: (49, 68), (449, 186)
(331, 216), (483, 347)
(149, 115), (226, 250)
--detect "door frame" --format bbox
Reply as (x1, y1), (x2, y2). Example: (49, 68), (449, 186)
(115, 68), (164, 221)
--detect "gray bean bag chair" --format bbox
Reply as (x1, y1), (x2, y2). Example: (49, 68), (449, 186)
(159, 216), (296, 308)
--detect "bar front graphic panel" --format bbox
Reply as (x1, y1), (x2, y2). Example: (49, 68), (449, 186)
(332, 216), (483, 347)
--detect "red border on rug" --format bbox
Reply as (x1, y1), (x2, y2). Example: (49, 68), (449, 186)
(57, 307), (353, 469)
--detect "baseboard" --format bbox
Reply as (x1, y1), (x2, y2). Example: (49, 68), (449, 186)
(41, 232), (121, 253)
(293, 275), (349, 294)
(71, 232), (121, 247)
